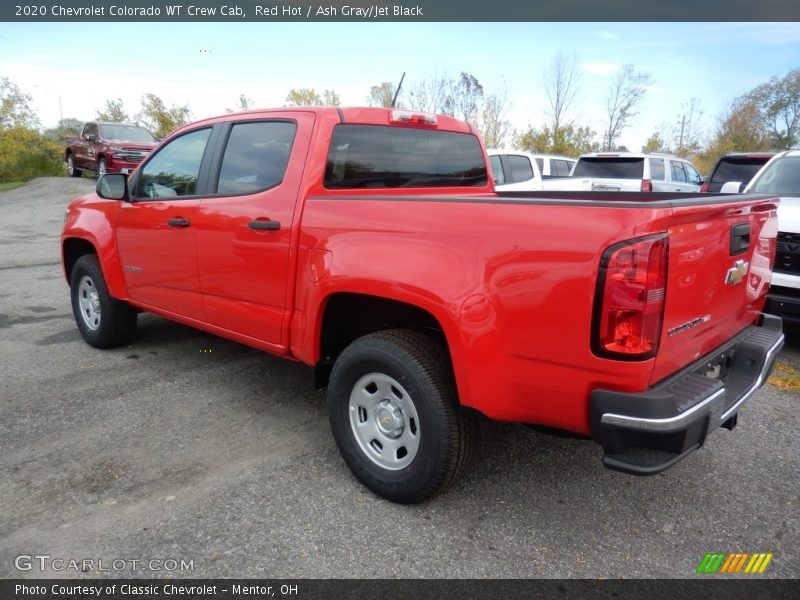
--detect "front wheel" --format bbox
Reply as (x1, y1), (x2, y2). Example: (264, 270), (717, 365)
(327, 330), (476, 503)
(67, 154), (81, 177)
(70, 254), (137, 348)
(97, 157), (108, 178)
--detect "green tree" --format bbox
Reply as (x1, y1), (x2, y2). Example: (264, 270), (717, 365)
(642, 131), (670, 154)
(96, 98), (129, 122)
(284, 88), (341, 106)
(745, 67), (800, 149)
(0, 77), (38, 129)
(135, 93), (191, 139)
(516, 124), (599, 157)
(0, 127), (64, 183)
(43, 117), (83, 143)
(368, 82), (397, 107)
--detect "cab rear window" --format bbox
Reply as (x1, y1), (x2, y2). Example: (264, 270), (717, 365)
(573, 157), (644, 178)
(324, 124), (487, 189)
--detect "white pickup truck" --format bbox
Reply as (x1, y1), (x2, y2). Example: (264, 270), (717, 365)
(724, 150), (800, 323)
(487, 149), (591, 191)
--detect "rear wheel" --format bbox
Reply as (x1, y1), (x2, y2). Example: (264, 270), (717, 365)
(327, 329), (476, 503)
(67, 154), (81, 177)
(70, 254), (137, 348)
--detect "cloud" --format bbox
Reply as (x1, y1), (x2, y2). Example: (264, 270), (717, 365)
(581, 62), (620, 76)
(594, 30), (620, 41)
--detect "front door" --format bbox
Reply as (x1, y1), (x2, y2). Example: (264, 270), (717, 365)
(116, 127), (213, 320)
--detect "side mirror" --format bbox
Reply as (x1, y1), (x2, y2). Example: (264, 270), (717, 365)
(720, 181), (743, 193)
(97, 173), (129, 201)
(84, 133), (96, 141)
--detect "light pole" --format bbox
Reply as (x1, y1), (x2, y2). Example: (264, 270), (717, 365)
(33, 84), (63, 124)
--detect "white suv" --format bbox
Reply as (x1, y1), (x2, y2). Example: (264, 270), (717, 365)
(487, 150), (588, 191)
(572, 152), (704, 192)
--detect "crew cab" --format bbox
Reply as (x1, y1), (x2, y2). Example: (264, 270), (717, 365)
(725, 150), (800, 323)
(66, 121), (158, 178)
(61, 107), (784, 503)
(487, 149), (589, 191)
(573, 152), (704, 192)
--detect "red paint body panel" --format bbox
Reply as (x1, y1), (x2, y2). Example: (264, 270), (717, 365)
(61, 107), (780, 437)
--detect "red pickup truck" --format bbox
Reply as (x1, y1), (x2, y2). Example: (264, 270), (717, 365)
(61, 107), (784, 503)
(65, 121), (157, 178)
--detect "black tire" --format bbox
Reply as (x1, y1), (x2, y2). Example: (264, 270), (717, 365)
(66, 153), (81, 177)
(97, 157), (108, 178)
(327, 329), (476, 503)
(70, 254), (137, 349)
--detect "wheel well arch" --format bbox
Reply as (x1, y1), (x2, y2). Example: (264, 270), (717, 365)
(62, 238), (97, 282)
(315, 292), (449, 386)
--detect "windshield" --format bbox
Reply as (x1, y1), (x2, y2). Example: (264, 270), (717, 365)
(572, 157), (644, 178)
(100, 124), (157, 143)
(750, 156), (800, 195)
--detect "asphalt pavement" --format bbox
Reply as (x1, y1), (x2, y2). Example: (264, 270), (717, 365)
(1, 178), (798, 579)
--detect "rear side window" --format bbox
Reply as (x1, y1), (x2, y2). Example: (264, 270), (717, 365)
(711, 157), (770, 184)
(572, 157), (644, 178)
(489, 155), (506, 185)
(649, 158), (665, 181)
(324, 125), (487, 189)
(684, 163), (702, 185)
(552, 159), (572, 177)
(217, 121), (296, 195)
(507, 155), (534, 183)
(534, 157), (545, 174)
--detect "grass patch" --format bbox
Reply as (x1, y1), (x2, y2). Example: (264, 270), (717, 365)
(768, 361), (800, 392)
(0, 181), (26, 192)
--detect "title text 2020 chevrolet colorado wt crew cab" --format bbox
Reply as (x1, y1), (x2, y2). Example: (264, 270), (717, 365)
(61, 107), (783, 503)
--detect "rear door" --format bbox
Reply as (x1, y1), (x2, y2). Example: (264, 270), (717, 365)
(195, 113), (315, 345)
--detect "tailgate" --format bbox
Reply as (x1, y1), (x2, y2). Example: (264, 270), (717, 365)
(589, 178), (641, 192)
(650, 194), (779, 384)
(541, 177), (592, 191)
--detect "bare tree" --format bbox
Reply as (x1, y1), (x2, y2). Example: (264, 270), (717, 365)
(544, 52), (582, 135)
(451, 72), (484, 123)
(603, 64), (652, 151)
(408, 73), (456, 115)
(673, 97), (704, 158)
(477, 91), (513, 149)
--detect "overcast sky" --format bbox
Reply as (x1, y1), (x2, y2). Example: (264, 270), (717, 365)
(1, 22), (799, 151)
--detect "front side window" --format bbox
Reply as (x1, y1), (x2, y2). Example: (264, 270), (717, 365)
(217, 121), (296, 195)
(324, 125), (487, 189)
(83, 123), (98, 138)
(671, 161), (687, 183)
(137, 128), (211, 198)
(507, 155), (534, 183)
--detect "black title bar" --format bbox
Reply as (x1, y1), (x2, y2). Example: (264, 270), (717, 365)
(3, 1), (800, 22)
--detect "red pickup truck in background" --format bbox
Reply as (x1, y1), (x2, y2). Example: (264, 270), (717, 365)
(65, 121), (157, 178)
(61, 107), (784, 503)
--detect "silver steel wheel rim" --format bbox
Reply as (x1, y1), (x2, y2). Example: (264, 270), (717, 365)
(98, 160), (106, 177)
(67, 156), (74, 175)
(349, 372), (421, 470)
(77, 275), (101, 331)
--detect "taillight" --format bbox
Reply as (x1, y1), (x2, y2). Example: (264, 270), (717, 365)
(592, 234), (668, 360)
(700, 182), (710, 193)
(641, 179), (652, 192)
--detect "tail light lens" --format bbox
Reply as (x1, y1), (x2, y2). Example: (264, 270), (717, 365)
(641, 179), (652, 192)
(390, 110), (438, 127)
(700, 181), (710, 193)
(592, 234), (668, 360)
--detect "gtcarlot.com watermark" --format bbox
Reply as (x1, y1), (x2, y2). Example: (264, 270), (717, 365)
(15, 554), (194, 573)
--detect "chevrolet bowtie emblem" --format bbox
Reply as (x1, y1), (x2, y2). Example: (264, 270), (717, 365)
(725, 259), (749, 286)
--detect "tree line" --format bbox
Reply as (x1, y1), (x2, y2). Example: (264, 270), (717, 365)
(1, 62), (798, 184)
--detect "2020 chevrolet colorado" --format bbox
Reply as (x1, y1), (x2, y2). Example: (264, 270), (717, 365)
(61, 107), (784, 503)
